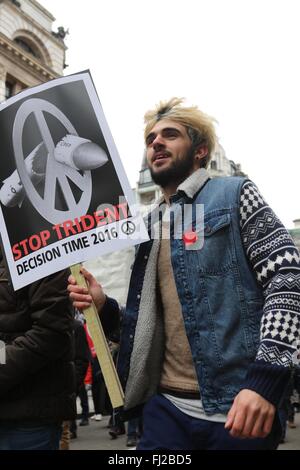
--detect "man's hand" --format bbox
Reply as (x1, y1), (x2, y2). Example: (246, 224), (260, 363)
(68, 267), (106, 312)
(224, 389), (275, 439)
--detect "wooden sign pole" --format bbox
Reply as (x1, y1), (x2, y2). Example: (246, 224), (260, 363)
(71, 264), (124, 409)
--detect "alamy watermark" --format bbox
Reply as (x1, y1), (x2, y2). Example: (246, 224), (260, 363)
(95, 197), (205, 247)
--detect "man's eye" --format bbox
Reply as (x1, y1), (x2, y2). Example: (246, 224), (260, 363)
(146, 135), (155, 146)
(165, 131), (178, 138)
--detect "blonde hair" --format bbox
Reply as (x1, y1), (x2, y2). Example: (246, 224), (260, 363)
(144, 97), (217, 168)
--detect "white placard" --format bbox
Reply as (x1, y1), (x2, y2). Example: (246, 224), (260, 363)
(0, 71), (148, 290)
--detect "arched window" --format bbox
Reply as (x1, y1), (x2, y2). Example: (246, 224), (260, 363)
(5, 80), (14, 100)
(14, 37), (41, 61)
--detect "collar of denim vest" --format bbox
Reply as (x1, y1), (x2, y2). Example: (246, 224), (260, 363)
(157, 168), (210, 206)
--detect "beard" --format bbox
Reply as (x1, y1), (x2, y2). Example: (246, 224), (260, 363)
(149, 147), (195, 188)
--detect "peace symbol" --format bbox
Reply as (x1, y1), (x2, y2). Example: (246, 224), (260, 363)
(12, 98), (92, 224)
(121, 220), (136, 235)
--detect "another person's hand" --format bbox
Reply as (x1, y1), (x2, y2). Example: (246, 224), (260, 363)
(68, 267), (106, 312)
(224, 389), (275, 439)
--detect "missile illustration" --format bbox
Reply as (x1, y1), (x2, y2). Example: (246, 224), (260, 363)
(0, 134), (108, 209)
(54, 134), (109, 170)
(0, 143), (47, 208)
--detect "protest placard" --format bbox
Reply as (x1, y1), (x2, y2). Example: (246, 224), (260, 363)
(0, 71), (148, 290)
(0, 71), (149, 407)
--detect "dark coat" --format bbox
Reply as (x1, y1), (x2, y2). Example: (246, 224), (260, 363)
(0, 253), (76, 423)
(73, 319), (90, 393)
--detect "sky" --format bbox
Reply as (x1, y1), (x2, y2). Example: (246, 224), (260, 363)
(40, 0), (300, 228)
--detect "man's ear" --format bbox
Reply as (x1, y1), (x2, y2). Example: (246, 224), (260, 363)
(195, 146), (208, 162)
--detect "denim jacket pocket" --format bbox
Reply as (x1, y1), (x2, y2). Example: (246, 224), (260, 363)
(192, 212), (235, 275)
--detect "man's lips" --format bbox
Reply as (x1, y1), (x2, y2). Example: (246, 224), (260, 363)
(152, 152), (171, 164)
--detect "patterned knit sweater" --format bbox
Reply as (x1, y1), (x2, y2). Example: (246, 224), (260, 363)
(240, 180), (300, 405)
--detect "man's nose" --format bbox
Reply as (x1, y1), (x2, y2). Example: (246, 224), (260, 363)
(152, 134), (165, 149)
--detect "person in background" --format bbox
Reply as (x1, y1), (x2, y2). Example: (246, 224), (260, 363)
(107, 328), (126, 439)
(68, 314), (90, 442)
(78, 368), (91, 427)
(126, 415), (143, 448)
(0, 249), (75, 451)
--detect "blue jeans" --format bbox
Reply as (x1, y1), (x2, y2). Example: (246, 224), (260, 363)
(0, 423), (62, 450)
(138, 394), (281, 450)
(127, 416), (143, 438)
(78, 384), (89, 419)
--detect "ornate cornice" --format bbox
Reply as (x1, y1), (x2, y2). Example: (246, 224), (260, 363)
(28, 0), (55, 22)
(0, 32), (59, 81)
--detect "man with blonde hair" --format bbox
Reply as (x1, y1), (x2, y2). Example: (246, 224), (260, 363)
(68, 98), (300, 450)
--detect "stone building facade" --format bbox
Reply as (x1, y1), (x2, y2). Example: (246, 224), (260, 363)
(290, 219), (300, 252)
(0, 0), (66, 102)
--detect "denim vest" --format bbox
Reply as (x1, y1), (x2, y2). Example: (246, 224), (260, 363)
(118, 176), (264, 415)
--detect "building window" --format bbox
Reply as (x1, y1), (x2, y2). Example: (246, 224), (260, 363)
(5, 81), (14, 99)
(5, 75), (26, 99)
(210, 160), (217, 170)
(14, 37), (41, 60)
(139, 168), (152, 185)
(140, 191), (155, 205)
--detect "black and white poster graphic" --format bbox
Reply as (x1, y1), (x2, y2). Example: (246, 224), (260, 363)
(0, 71), (148, 290)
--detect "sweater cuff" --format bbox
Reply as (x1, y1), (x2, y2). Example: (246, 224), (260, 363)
(241, 361), (291, 407)
(99, 296), (120, 337)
